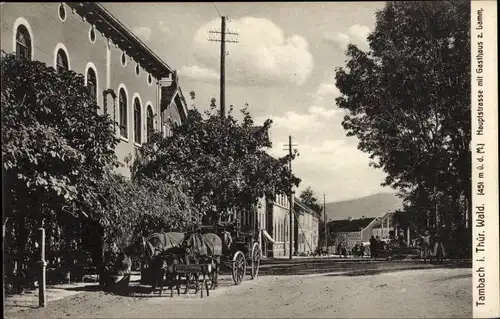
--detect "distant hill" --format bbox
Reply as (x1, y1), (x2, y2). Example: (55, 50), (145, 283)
(325, 192), (403, 221)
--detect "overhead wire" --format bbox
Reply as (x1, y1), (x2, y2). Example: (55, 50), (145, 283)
(212, 3), (222, 17)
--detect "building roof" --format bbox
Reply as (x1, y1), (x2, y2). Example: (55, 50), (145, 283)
(294, 198), (320, 217)
(68, 2), (173, 79)
(160, 74), (189, 122)
(329, 217), (376, 233)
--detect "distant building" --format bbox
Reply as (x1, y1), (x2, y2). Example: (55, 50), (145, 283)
(262, 193), (294, 258)
(329, 211), (398, 251)
(294, 199), (320, 255)
(1, 2), (188, 177)
(255, 192), (320, 258)
(329, 217), (376, 251)
(371, 212), (396, 239)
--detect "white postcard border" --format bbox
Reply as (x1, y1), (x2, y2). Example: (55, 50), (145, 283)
(471, 1), (499, 318)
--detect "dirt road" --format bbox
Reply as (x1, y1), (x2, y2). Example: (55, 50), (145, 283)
(6, 267), (471, 318)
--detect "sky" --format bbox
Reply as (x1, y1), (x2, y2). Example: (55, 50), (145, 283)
(103, 2), (391, 202)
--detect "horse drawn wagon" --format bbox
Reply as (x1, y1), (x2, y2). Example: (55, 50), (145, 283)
(199, 219), (262, 286)
(123, 218), (262, 297)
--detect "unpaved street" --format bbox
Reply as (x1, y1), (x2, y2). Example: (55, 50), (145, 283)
(6, 267), (471, 318)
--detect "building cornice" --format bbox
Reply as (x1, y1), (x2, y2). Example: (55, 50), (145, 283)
(68, 2), (174, 80)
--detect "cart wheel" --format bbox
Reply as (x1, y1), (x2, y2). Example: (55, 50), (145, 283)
(250, 242), (261, 279)
(232, 251), (246, 285)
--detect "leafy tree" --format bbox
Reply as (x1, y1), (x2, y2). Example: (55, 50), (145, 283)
(334, 1), (471, 234)
(298, 186), (323, 215)
(1, 53), (118, 262)
(92, 172), (199, 246)
(131, 98), (301, 223)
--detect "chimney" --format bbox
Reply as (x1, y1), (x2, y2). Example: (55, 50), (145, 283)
(173, 70), (179, 84)
(159, 73), (174, 87)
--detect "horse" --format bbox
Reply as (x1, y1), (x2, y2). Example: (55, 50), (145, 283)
(123, 232), (188, 295)
(181, 231), (224, 290)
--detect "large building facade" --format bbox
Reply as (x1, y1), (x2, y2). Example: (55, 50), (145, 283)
(1, 2), (188, 177)
(255, 194), (319, 258)
(294, 200), (320, 255)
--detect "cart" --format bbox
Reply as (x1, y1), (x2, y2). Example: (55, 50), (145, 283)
(200, 219), (262, 286)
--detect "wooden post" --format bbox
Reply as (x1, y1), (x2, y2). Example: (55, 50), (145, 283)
(323, 194), (327, 254)
(3, 216), (9, 303)
(38, 227), (47, 308)
(220, 16), (226, 119)
(288, 136), (293, 260)
(407, 227), (411, 246)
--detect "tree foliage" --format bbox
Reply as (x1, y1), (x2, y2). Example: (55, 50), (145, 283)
(298, 186), (322, 215)
(92, 172), (199, 245)
(334, 1), (471, 232)
(2, 53), (198, 263)
(2, 53), (119, 219)
(1, 53), (119, 260)
(131, 99), (301, 222)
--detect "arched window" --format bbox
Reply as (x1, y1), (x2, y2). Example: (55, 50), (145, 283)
(162, 123), (168, 138)
(119, 88), (128, 138)
(167, 118), (174, 137)
(56, 49), (69, 73)
(146, 105), (154, 142)
(16, 25), (31, 60)
(86, 68), (97, 103)
(134, 98), (142, 144)
(282, 221), (285, 242)
(277, 223), (281, 242)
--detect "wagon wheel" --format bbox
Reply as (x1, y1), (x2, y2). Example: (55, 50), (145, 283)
(231, 251), (246, 285)
(250, 242), (262, 279)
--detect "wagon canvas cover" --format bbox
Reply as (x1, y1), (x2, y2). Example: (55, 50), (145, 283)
(190, 233), (222, 256)
(203, 233), (223, 256)
(148, 232), (185, 255)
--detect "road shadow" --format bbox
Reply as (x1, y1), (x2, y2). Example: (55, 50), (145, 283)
(64, 285), (102, 292)
(260, 260), (472, 277)
(431, 273), (472, 282)
(63, 276), (236, 298)
(323, 262), (472, 278)
(4, 303), (39, 310)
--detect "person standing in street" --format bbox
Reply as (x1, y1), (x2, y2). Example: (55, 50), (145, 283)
(433, 230), (446, 263)
(369, 236), (377, 259)
(421, 230), (431, 263)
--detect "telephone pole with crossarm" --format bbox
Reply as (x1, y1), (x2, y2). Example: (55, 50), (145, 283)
(208, 16), (239, 119)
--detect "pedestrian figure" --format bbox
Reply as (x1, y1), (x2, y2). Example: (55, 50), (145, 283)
(369, 236), (377, 258)
(336, 242), (342, 257)
(433, 231), (446, 264)
(375, 236), (382, 258)
(353, 244), (360, 257)
(420, 230), (431, 263)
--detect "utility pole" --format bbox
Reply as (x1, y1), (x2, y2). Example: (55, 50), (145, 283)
(324, 194), (327, 255)
(209, 16), (239, 119)
(283, 136), (298, 260)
